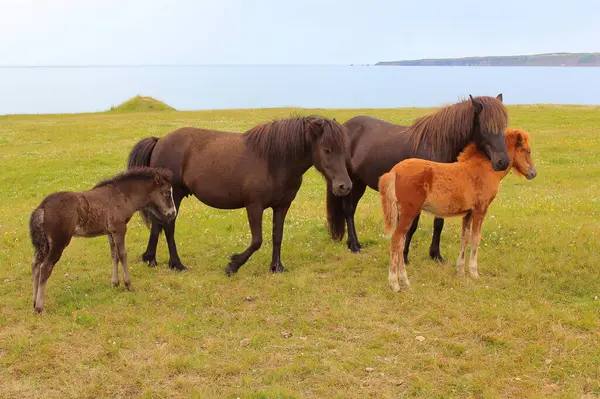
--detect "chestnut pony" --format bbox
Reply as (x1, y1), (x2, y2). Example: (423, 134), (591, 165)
(378, 129), (537, 291)
(127, 116), (352, 275)
(29, 167), (176, 313)
(327, 95), (511, 264)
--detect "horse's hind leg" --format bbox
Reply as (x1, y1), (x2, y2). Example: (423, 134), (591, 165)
(142, 220), (162, 267)
(403, 213), (421, 264)
(31, 251), (45, 308)
(225, 205), (263, 276)
(456, 212), (472, 277)
(429, 217), (446, 263)
(343, 181), (366, 253)
(270, 203), (291, 273)
(35, 239), (67, 313)
(389, 212), (415, 291)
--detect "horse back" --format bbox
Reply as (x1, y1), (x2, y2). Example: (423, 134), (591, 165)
(343, 115), (415, 189)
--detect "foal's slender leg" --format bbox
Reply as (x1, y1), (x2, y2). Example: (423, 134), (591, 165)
(456, 212), (472, 277)
(343, 182), (366, 253)
(389, 212), (415, 292)
(113, 229), (133, 291)
(35, 239), (67, 313)
(225, 205), (264, 276)
(403, 213), (421, 264)
(468, 211), (486, 279)
(270, 203), (291, 273)
(31, 251), (44, 308)
(142, 220), (163, 267)
(429, 217), (446, 263)
(108, 235), (120, 287)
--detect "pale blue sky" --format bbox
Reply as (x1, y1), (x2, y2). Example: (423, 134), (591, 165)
(1, 0), (598, 65)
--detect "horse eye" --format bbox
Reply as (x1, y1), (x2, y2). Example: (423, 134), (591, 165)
(323, 148), (332, 154)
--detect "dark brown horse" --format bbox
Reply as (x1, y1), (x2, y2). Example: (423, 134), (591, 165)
(127, 116), (352, 275)
(29, 167), (176, 313)
(327, 95), (511, 263)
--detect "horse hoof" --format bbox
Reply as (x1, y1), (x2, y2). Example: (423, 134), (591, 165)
(168, 261), (187, 271)
(270, 265), (287, 274)
(34, 306), (44, 314)
(112, 281), (120, 287)
(225, 265), (238, 276)
(142, 253), (158, 267)
(430, 253), (446, 263)
(348, 242), (363, 253)
(403, 255), (410, 265)
(125, 283), (134, 292)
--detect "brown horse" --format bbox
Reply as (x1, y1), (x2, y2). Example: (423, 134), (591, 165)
(127, 116), (352, 275)
(327, 95), (511, 264)
(379, 128), (536, 291)
(29, 167), (176, 313)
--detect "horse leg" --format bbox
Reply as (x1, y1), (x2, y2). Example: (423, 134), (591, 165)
(403, 213), (421, 264)
(108, 235), (119, 287)
(142, 220), (162, 267)
(429, 217), (446, 263)
(225, 205), (263, 276)
(164, 191), (186, 271)
(468, 212), (485, 279)
(343, 182), (367, 253)
(389, 212), (415, 292)
(31, 250), (45, 309)
(270, 203), (291, 273)
(113, 229), (133, 291)
(34, 238), (67, 313)
(456, 212), (472, 277)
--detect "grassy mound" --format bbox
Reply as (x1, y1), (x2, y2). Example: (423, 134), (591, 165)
(108, 95), (175, 113)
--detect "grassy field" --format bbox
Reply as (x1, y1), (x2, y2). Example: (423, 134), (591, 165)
(1, 105), (599, 398)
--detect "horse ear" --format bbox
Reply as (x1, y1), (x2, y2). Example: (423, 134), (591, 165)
(516, 132), (524, 147)
(496, 93), (503, 102)
(154, 168), (172, 184)
(469, 95), (483, 115)
(307, 118), (325, 139)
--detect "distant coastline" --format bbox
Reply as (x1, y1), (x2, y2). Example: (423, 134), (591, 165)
(375, 52), (600, 67)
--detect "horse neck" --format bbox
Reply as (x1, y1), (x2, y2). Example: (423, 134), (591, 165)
(113, 180), (155, 212)
(463, 146), (516, 184)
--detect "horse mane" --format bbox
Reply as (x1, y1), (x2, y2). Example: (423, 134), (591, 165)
(403, 96), (508, 159)
(94, 167), (172, 189)
(243, 115), (348, 165)
(457, 128), (530, 162)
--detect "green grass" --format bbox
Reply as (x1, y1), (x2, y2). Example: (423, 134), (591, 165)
(1, 105), (599, 398)
(108, 95), (176, 113)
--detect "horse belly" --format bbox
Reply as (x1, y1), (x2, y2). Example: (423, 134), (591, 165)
(422, 198), (470, 218)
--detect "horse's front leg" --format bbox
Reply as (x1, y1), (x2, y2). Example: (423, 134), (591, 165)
(108, 234), (119, 287)
(113, 227), (133, 291)
(429, 217), (446, 263)
(468, 211), (486, 279)
(270, 203), (292, 273)
(225, 205), (264, 276)
(456, 212), (472, 277)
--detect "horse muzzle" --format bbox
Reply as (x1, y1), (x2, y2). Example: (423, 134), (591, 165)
(526, 167), (538, 180)
(333, 181), (352, 196)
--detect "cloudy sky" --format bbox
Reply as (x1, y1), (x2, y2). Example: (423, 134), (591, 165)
(0, 0), (598, 65)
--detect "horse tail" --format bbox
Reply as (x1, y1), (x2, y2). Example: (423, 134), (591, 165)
(326, 180), (346, 241)
(29, 207), (48, 256)
(127, 136), (159, 170)
(127, 137), (159, 227)
(378, 171), (398, 236)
